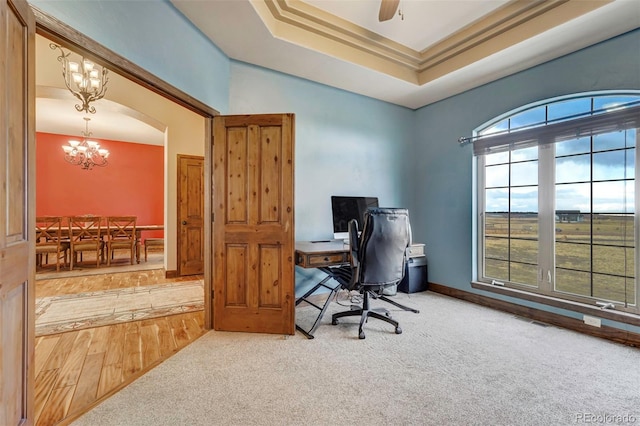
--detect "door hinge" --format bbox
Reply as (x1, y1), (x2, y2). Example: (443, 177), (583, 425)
(211, 213), (215, 222)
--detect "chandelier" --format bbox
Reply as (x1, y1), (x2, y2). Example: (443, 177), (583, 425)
(62, 117), (110, 170)
(49, 43), (109, 114)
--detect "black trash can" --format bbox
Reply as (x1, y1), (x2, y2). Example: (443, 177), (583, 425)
(398, 256), (428, 293)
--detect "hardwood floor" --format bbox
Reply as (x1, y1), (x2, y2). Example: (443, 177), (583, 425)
(35, 268), (206, 426)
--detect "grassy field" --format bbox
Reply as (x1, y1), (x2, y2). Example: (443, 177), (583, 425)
(484, 213), (635, 304)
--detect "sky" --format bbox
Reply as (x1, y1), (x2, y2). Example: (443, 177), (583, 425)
(483, 95), (637, 215)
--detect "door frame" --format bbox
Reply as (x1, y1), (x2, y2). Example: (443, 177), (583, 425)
(31, 5), (218, 328)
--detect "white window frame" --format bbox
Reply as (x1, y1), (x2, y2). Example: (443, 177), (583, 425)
(475, 91), (640, 314)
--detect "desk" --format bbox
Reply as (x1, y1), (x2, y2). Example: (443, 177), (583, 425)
(295, 240), (422, 338)
(295, 240), (350, 268)
(295, 240), (350, 339)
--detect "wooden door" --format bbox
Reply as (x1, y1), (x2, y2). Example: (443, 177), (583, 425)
(213, 114), (295, 334)
(0, 0), (35, 424)
(177, 155), (204, 276)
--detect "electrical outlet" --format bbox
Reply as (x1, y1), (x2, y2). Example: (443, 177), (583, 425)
(583, 315), (601, 327)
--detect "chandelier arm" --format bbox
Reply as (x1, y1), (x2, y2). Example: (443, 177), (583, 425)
(50, 44), (80, 99)
(64, 152), (86, 166)
(49, 42), (109, 115)
(62, 117), (110, 171)
(75, 104), (97, 114)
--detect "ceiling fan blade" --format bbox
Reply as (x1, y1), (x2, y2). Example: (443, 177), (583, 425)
(378, 0), (400, 22)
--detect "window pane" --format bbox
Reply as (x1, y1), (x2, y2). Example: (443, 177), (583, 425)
(556, 183), (591, 212)
(556, 213), (589, 244)
(511, 161), (538, 186)
(486, 189), (508, 212)
(593, 245), (635, 277)
(480, 120), (508, 137)
(485, 213), (508, 234)
(510, 213), (538, 240)
(548, 98), (591, 122)
(593, 214), (634, 247)
(593, 274), (635, 305)
(593, 150), (634, 181)
(556, 136), (591, 157)
(486, 151), (509, 166)
(485, 236), (508, 261)
(486, 164), (509, 187)
(511, 146), (538, 162)
(593, 131), (635, 151)
(510, 263), (538, 287)
(556, 154), (590, 183)
(511, 187), (537, 214)
(593, 181), (634, 213)
(556, 269), (591, 297)
(629, 129), (637, 147)
(510, 238), (537, 264)
(556, 241), (590, 272)
(485, 259), (508, 282)
(593, 95), (640, 112)
(509, 106), (546, 130)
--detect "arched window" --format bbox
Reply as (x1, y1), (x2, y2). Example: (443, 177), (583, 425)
(474, 92), (639, 313)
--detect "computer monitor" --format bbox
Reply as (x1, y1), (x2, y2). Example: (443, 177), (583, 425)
(331, 196), (379, 240)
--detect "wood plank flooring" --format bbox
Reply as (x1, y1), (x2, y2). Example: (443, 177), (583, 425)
(35, 269), (205, 426)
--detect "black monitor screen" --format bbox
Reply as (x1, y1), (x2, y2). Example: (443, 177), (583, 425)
(331, 196), (379, 234)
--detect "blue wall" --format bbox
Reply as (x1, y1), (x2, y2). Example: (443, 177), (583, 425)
(30, 0), (230, 112)
(412, 29), (640, 333)
(229, 61), (415, 242)
(228, 62), (415, 296)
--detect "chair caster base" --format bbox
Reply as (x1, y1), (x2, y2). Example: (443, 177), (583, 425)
(395, 327), (402, 334)
(332, 318), (338, 325)
(359, 331), (365, 339)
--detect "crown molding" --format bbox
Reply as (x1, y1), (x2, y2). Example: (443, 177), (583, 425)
(251, 0), (612, 86)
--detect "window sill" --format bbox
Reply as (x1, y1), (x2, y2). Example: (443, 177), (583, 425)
(471, 281), (640, 327)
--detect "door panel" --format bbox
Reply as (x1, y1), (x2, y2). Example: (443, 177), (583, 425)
(177, 155), (204, 276)
(1, 0), (35, 424)
(213, 114), (295, 335)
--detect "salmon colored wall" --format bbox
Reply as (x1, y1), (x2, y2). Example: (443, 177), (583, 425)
(36, 132), (164, 238)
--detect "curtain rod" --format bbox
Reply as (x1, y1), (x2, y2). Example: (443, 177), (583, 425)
(458, 99), (640, 145)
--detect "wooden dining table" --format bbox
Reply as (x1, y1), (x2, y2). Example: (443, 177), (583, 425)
(132, 225), (164, 263)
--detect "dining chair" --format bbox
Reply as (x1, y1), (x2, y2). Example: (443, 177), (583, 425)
(68, 215), (103, 270)
(144, 237), (164, 261)
(35, 216), (69, 272)
(106, 216), (137, 266)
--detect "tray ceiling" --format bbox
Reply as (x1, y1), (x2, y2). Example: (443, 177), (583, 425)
(172, 0), (640, 109)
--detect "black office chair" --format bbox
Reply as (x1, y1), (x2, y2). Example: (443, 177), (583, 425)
(331, 207), (417, 339)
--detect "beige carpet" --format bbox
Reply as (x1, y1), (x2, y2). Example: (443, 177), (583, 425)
(71, 290), (640, 426)
(35, 280), (204, 336)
